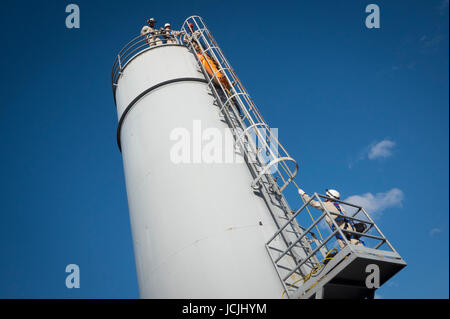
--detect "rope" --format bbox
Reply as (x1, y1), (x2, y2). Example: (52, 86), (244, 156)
(291, 179), (324, 241)
(281, 248), (337, 298)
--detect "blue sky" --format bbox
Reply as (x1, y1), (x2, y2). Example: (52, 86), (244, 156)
(0, 0), (448, 298)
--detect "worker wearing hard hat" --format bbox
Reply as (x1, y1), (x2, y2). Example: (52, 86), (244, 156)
(140, 18), (162, 46)
(187, 28), (240, 116)
(183, 22), (202, 47)
(161, 23), (183, 44)
(184, 22), (228, 90)
(191, 40), (231, 92)
(297, 188), (364, 249)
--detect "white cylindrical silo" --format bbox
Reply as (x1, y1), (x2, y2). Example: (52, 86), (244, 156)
(113, 41), (294, 298)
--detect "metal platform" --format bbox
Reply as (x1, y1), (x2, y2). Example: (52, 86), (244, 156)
(266, 193), (407, 299)
(293, 244), (406, 299)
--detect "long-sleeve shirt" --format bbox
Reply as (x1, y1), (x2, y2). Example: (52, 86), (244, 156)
(183, 30), (202, 45)
(140, 25), (156, 35)
(301, 193), (364, 247)
(161, 29), (183, 44)
(140, 25), (161, 45)
(301, 193), (347, 226)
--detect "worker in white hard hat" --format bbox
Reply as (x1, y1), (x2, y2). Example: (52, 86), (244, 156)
(297, 188), (364, 249)
(161, 23), (183, 44)
(140, 18), (162, 46)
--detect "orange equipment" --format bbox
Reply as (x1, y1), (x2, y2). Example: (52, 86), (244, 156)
(196, 52), (231, 90)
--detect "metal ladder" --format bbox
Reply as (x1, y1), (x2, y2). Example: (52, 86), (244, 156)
(181, 16), (406, 299)
(110, 18), (316, 286)
(181, 15), (320, 290)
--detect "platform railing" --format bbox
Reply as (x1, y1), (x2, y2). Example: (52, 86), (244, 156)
(266, 193), (402, 298)
(111, 31), (186, 91)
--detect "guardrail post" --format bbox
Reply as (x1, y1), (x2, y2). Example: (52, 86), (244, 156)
(118, 54), (122, 70)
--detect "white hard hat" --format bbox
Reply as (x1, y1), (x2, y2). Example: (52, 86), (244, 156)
(164, 23), (171, 28)
(326, 189), (340, 200)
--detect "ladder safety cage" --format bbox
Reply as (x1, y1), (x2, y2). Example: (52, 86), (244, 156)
(236, 123), (270, 169)
(252, 157), (298, 192)
(181, 16), (299, 194)
(182, 17), (315, 294)
(207, 67), (234, 87)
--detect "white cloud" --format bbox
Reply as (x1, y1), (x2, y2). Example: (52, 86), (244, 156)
(439, 0), (449, 15)
(421, 35), (444, 48)
(349, 139), (397, 168)
(344, 188), (404, 218)
(429, 228), (442, 237)
(368, 140), (396, 160)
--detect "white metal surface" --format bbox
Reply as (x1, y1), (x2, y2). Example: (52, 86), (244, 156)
(115, 45), (286, 298)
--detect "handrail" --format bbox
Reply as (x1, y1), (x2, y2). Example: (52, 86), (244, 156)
(282, 230), (339, 282)
(266, 195), (315, 245)
(265, 192), (403, 297)
(273, 211), (327, 264)
(111, 32), (187, 92)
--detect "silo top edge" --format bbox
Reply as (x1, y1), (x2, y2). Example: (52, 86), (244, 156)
(112, 43), (187, 101)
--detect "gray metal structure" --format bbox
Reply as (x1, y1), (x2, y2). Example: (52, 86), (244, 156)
(111, 15), (406, 299)
(266, 193), (406, 298)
